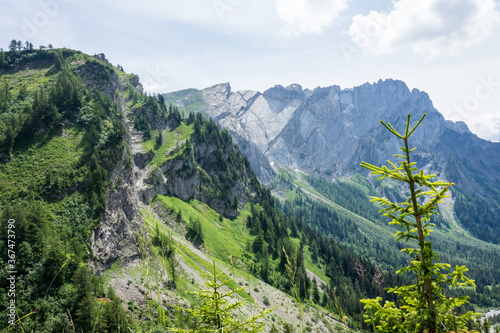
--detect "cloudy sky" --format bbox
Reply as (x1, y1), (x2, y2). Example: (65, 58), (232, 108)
(1, 0), (500, 141)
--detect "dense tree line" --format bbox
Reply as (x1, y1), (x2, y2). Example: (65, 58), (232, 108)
(277, 173), (500, 315)
(454, 188), (500, 244)
(189, 112), (264, 207)
(128, 89), (174, 140)
(303, 174), (389, 226)
(1, 41), (58, 70)
(277, 179), (409, 269)
(283, 169), (500, 285)
(445, 153), (500, 244)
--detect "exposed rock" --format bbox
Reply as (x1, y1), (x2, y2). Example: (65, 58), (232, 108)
(165, 79), (500, 202)
(231, 133), (274, 183)
(129, 75), (140, 87)
(263, 83), (305, 102)
(90, 166), (141, 274)
(133, 151), (154, 169)
(93, 53), (106, 62)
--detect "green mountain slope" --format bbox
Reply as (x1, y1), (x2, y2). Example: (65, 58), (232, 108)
(1, 47), (499, 333)
(0, 47), (386, 332)
(129, 109), (398, 331)
(0, 48), (132, 332)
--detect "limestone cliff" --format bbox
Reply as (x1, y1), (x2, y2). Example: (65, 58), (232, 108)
(165, 80), (500, 198)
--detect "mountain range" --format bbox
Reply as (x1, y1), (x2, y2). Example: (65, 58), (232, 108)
(164, 80), (500, 244)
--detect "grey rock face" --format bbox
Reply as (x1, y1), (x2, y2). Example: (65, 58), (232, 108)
(90, 161), (141, 274)
(231, 133), (274, 183)
(140, 140), (251, 218)
(134, 151), (154, 169)
(165, 79), (500, 200)
(200, 83), (304, 154)
(89, 72), (145, 275)
(129, 75), (140, 87)
(93, 53), (106, 62)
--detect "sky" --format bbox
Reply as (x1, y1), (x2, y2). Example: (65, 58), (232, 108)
(1, 0), (500, 141)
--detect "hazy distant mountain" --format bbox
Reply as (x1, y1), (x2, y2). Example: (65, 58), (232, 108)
(164, 79), (500, 243)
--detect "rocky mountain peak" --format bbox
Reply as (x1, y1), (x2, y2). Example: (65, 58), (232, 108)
(166, 79), (497, 195)
(207, 81), (231, 94)
(446, 120), (471, 134)
(263, 83), (305, 102)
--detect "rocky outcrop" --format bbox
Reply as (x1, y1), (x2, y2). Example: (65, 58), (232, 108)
(90, 155), (142, 274)
(75, 59), (119, 97)
(88, 69), (146, 275)
(231, 132), (274, 183)
(129, 75), (140, 87)
(139, 122), (260, 217)
(263, 83), (305, 102)
(143, 154), (245, 218)
(133, 151), (154, 169)
(93, 53), (106, 62)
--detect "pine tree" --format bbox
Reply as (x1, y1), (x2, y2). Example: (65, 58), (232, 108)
(9, 40), (17, 52)
(360, 114), (478, 332)
(17, 84), (27, 101)
(102, 286), (127, 331)
(169, 262), (274, 332)
(0, 81), (10, 110)
(155, 130), (163, 148)
(72, 266), (95, 332)
(310, 239), (319, 263)
(312, 278), (320, 304)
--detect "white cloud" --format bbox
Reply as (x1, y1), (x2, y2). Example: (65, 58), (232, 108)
(348, 0), (500, 59)
(274, 0), (349, 37)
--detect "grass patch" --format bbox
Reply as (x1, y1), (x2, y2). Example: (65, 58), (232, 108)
(141, 202), (255, 303)
(302, 245), (329, 284)
(100, 258), (125, 286)
(0, 58), (54, 89)
(0, 126), (88, 204)
(141, 123), (194, 168)
(156, 195), (250, 264)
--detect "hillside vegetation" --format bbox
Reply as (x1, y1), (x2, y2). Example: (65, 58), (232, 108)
(0, 48), (129, 332)
(1, 46), (499, 332)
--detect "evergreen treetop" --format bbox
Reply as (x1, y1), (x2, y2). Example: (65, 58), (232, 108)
(360, 113), (478, 332)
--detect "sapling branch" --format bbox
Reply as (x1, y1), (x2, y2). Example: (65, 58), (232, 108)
(359, 113), (478, 332)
